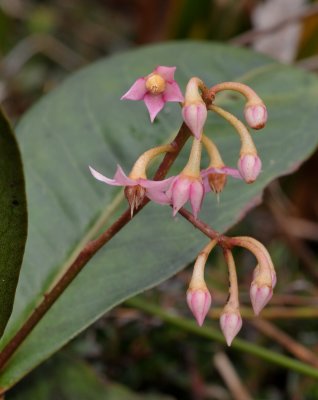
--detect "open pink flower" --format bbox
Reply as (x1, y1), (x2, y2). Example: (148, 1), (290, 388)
(200, 166), (243, 193)
(165, 174), (204, 219)
(89, 165), (173, 206)
(121, 66), (184, 122)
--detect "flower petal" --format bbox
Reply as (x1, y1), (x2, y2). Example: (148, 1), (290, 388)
(163, 82), (184, 102)
(113, 165), (137, 186)
(170, 176), (191, 216)
(121, 78), (147, 101)
(89, 166), (123, 186)
(155, 66), (176, 82)
(146, 188), (171, 205)
(189, 180), (204, 219)
(144, 93), (165, 122)
(201, 166), (242, 180)
(139, 176), (175, 190)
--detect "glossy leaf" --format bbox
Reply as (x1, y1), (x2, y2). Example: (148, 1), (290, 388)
(0, 109), (27, 338)
(0, 42), (318, 390)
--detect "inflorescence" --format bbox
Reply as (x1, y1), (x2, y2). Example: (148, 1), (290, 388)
(89, 65), (275, 346)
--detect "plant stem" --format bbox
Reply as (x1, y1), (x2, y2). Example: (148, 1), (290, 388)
(0, 124), (192, 372)
(209, 306), (318, 320)
(127, 297), (318, 379)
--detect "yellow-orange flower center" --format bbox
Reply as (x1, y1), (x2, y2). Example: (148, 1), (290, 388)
(145, 74), (166, 95)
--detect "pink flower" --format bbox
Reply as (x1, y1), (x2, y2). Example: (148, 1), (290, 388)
(182, 103), (207, 140)
(166, 174), (204, 219)
(187, 288), (212, 326)
(244, 103), (267, 130)
(220, 310), (242, 346)
(89, 165), (173, 207)
(237, 154), (262, 183)
(121, 66), (184, 122)
(200, 166), (243, 193)
(250, 282), (273, 315)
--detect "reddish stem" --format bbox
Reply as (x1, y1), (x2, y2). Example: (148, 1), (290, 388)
(0, 124), (190, 374)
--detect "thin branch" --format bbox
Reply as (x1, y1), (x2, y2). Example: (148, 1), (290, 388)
(127, 297), (318, 379)
(209, 306), (318, 320)
(213, 352), (253, 400)
(0, 34), (87, 79)
(267, 196), (318, 283)
(250, 319), (318, 368)
(0, 124), (192, 373)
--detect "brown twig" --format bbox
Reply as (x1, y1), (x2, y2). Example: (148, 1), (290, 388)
(0, 122), (235, 378)
(0, 124), (191, 373)
(267, 194), (318, 283)
(213, 352), (253, 400)
(209, 306), (318, 320)
(297, 55), (318, 71)
(230, 3), (318, 45)
(250, 319), (318, 368)
(0, 34), (87, 79)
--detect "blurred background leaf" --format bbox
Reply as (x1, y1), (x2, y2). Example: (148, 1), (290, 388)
(0, 108), (27, 338)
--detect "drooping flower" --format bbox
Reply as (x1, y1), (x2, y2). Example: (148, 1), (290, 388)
(121, 66), (184, 122)
(250, 282), (272, 316)
(220, 309), (242, 346)
(182, 77), (207, 139)
(187, 288), (212, 327)
(201, 165), (242, 194)
(231, 236), (276, 316)
(244, 103), (268, 130)
(238, 153), (262, 183)
(166, 174), (204, 219)
(89, 165), (173, 212)
(187, 240), (217, 326)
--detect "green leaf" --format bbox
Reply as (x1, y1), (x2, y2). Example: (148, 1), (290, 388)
(0, 109), (27, 338)
(8, 353), (175, 400)
(0, 42), (318, 390)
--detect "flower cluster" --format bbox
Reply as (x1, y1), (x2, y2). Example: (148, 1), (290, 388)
(187, 237), (276, 346)
(90, 65), (274, 345)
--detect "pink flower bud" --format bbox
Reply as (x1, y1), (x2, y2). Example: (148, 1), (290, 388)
(253, 264), (277, 289)
(187, 288), (211, 326)
(250, 282), (272, 315)
(182, 103), (207, 140)
(244, 103), (267, 130)
(238, 154), (262, 183)
(168, 175), (205, 219)
(220, 311), (242, 346)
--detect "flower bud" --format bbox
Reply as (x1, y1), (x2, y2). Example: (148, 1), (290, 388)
(238, 154), (262, 183)
(220, 310), (242, 346)
(169, 175), (204, 219)
(182, 103), (207, 140)
(253, 264), (276, 288)
(250, 282), (272, 315)
(187, 287), (211, 326)
(244, 103), (267, 130)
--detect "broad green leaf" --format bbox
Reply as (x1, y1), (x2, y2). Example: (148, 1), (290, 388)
(0, 109), (27, 337)
(1, 42), (318, 390)
(8, 354), (175, 400)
